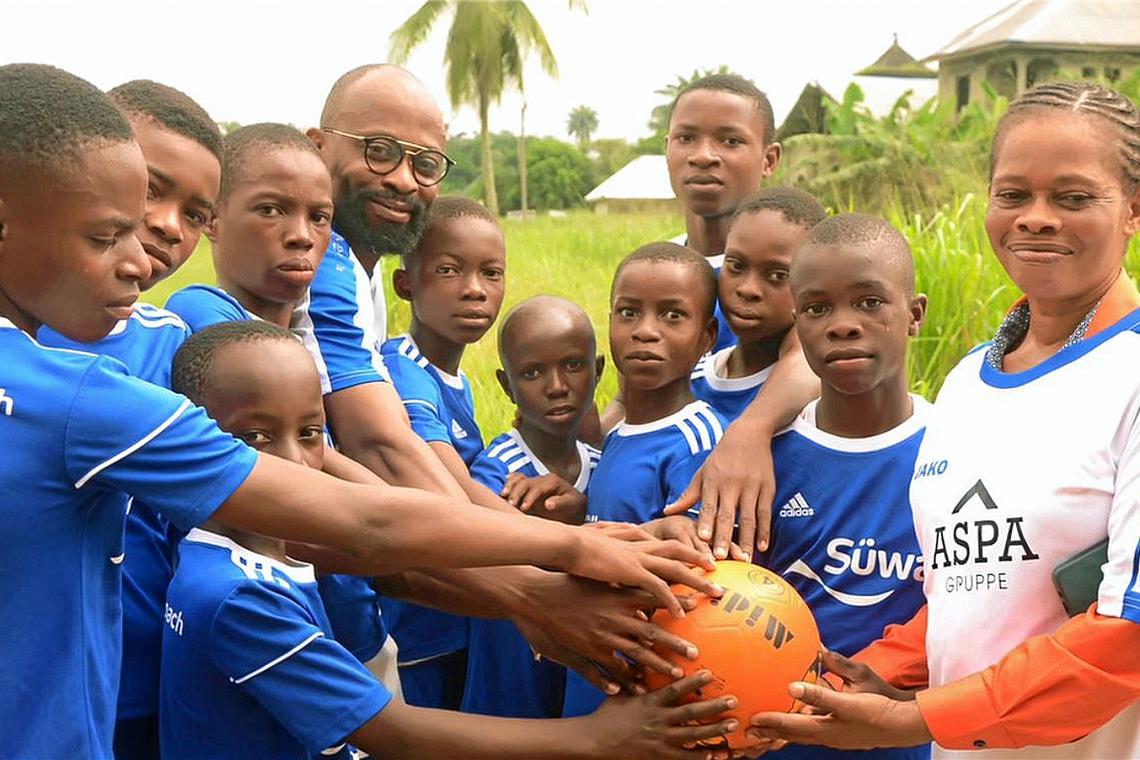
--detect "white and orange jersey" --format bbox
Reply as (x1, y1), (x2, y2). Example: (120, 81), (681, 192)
(855, 273), (1140, 758)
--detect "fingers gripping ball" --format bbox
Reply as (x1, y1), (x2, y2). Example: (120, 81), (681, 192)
(643, 561), (821, 749)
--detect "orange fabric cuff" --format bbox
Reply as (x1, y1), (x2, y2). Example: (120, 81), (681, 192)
(916, 674), (1018, 751)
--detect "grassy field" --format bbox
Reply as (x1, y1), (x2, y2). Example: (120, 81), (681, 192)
(146, 200), (1140, 437)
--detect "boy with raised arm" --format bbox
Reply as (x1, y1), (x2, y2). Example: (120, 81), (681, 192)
(692, 187), (826, 422)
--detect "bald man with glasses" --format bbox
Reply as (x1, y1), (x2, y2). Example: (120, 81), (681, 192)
(302, 64), (710, 713)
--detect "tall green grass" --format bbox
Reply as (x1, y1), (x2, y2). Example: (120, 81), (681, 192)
(145, 202), (1140, 437)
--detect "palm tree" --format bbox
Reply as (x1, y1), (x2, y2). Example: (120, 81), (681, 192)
(391, 1), (566, 216)
(566, 105), (598, 150)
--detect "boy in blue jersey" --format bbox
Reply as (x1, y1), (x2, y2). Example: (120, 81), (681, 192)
(0, 65), (721, 758)
(35, 79), (223, 759)
(565, 243), (730, 717)
(463, 296), (603, 719)
(163, 319), (742, 759)
(380, 195), (510, 709)
(750, 213), (930, 760)
(166, 123), (401, 680)
(692, 187), (826, 423)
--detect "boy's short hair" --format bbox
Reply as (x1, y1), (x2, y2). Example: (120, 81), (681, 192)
(801, 213), (915, 290)
(220, 122), (324, 201)
(172, 321), (299, 405)
(669, 73), (776, 144)
(731, 186), (827, 230)
(0, 63), (133, 174)
(403, 195), (499, 266)
(612, 242), (718, 322)
(108, 80), (222, 161)
(497, 295), (595, 365)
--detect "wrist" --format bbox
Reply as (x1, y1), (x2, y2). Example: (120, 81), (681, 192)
(891, 699), (934, 746)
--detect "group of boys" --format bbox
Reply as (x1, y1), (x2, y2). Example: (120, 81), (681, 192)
(0, 57), (937, 760)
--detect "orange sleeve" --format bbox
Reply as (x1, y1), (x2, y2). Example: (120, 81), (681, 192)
(915, 606), (1140, 750)
(848, 605), (930, 690)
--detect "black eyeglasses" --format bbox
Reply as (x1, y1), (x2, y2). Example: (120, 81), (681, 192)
(321, 128), (455, 187)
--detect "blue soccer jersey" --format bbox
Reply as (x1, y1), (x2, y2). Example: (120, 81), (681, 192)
(565, 400), (726, 717)
(39, 305), (192, 722)
(0, 319), (258, 758)
(381, 334), (484, 466)
(300, 230), (390, 391)
(758, 396), (930, 760)
(377, 334), (482, 667)
(161, 530), (392, 759)
(585, 400), (726, 525)
(464, 430), (600, 718)
(166, 283), (390, 664)
(690, 345), (773, 423)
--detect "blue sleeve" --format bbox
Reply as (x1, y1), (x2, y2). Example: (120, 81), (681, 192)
(469, 453), (508, 494)
(385, 357), (451, 445)
(304, 255), (386, 392)
(662, 445), (712, 517)
(209, 585), (392, 753)
(165, 286), (249, 333)
(64, 356), (258, 530)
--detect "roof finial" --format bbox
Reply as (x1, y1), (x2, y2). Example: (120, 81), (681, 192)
(893, 32), (899, 45)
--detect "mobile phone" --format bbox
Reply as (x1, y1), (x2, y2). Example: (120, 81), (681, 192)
(1052, 539), (1109, 617)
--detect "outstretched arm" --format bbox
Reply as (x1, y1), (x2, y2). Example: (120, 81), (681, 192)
(747, 607), (1140, 751)
(351, 671), (739, 760)
(213, 454), (721, 617)
(325, 382), (468, 499)
(665, 331), (818, 560)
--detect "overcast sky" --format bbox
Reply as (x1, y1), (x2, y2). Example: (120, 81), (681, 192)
(6, 0), (1005, 142)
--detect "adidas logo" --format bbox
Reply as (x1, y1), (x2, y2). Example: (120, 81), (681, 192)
(450, 419), (468, 439)
(778, 492), (815, 518)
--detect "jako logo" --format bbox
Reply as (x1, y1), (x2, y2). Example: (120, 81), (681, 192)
(913, 459), (948, 480)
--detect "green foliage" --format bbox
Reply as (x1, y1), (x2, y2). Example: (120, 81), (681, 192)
(774, 83), (1006, 215)
(526, 138), (593, 210)
(588, 137), (637, 185)
(566, 104), (598, 149)
(440, 132), (593, 211)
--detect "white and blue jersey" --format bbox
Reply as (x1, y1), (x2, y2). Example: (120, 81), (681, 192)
(300, 229), (390, 391)
(381, 334), (484, 465)
(584, 400), (726, 526)
(0, 318), (257, 758)
(565, 400), (726, 717)
(464, 431), (599, 718)
(161, 529), (391, 759)
(690, 345), (772, 423)
(166, 283), (390, 664)
(38, 305), (192, 721)
(378, 334), (482, 664)
(759, 396), (930, 760)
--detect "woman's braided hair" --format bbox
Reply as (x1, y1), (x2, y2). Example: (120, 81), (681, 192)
(993, 81), (1140, 192)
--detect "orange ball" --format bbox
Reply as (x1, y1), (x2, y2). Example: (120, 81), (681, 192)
(644, 561), (821, 749)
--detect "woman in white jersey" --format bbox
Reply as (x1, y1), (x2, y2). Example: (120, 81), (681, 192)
(747, 81), (1140, 758)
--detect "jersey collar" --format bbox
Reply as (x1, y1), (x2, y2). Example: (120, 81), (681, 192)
(185, 528), (317, 583)
(507, 429), (593, 491)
